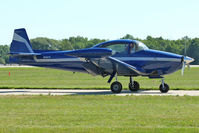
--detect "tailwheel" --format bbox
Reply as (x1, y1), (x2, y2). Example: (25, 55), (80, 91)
(111, 81), (122, 93)
(129, 81), (140, 92)
(159, 78), (169, 93)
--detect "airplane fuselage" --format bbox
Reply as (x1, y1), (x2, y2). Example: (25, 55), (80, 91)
(10, 49), (183, 77)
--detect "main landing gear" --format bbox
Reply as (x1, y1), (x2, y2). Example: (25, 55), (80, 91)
(110, 73), (123, 93)
(110, 75), (140, 93)
(129, 76), (140, 92)
(111, 81), (122, 93)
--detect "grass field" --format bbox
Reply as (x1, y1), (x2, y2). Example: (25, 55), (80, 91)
(0, 67), (198, 90)
(0, 95), (199, 133)
(0, 68), (199, 133)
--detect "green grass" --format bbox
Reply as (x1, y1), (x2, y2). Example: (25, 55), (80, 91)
(0, 95), (199, 133)
(0, 67), (198, 90)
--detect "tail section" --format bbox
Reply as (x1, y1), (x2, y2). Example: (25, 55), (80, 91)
(10, 28), (34, 54)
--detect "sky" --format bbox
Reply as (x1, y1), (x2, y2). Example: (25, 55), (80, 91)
(0, 0), (199, 45)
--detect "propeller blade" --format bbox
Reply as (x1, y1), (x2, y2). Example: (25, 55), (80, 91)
(187, 64), (190, 70)
(181, 61), (185, 76)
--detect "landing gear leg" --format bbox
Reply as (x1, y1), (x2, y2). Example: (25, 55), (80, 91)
(110, 73), (122, 93)
(159, 78), (169, 93)
(129, 76), (140, 92)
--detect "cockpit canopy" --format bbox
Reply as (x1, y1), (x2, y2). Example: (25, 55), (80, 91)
(135, 41), (149, 51)
(93, 39), (148, 55)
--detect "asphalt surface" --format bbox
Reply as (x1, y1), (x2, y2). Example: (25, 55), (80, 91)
(0, 89), (199, 96)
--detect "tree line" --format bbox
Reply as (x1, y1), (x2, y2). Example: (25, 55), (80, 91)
(0, 34), (198, 64)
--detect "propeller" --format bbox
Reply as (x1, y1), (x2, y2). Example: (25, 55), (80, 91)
(181, 38), (194, 75)
(187, 64), (190, 70)
(181, 56), (194, 75)
(181, 38), (187, 76)
(181, 56), (186, 76)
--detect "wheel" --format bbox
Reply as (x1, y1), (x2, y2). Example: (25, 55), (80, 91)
(129, 81), (140, 92)
(111, 81), (122, 93)
(159, 83), (169, 93)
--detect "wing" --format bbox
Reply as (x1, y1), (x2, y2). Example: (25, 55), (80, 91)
(107, 56), (143, 76)
(82, 56), (144, 83)
(82, 56), (143, 76)
(63, 48), (143, 77)
(64, 48), (112, 58)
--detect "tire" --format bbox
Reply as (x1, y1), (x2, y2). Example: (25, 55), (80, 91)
(129, 81), (140, 92)
(111, 81), (122, 93)
(159, 83), (169, 93)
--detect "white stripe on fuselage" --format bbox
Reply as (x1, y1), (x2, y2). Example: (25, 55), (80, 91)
(33, 57), (181, 62)
(33, 57), (82, 62)
(116, 57), (181, 62)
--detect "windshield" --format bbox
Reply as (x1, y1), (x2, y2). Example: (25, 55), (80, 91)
(105, 43), (128, 54)
(136, 41), (149, 51)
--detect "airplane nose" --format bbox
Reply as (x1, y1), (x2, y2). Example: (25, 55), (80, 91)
(184, 56), (194, 64)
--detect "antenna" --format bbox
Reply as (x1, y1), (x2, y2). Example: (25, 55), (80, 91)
(184, 36), (188, 56)
(69, 43), (75, 50)
(184, 37), (187, 56)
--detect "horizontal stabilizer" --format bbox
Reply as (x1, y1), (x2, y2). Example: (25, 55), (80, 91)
(9, 52), (41, 56)
(65, 48), (112, 58)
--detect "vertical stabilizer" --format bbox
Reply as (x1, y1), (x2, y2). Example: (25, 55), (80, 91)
(10, 28), (34, 53)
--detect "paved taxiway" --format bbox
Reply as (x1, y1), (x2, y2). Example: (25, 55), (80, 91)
(0, 89), (199, 96)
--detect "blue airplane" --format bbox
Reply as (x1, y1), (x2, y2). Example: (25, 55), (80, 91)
(9, 28), (194, 93)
